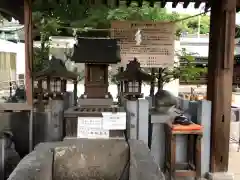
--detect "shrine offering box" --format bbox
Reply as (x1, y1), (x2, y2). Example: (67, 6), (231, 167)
(72, 37), (121, 64)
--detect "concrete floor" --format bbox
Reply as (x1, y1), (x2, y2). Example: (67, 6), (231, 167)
(228, 149), (240, 179)
(229, 122), (240, 179)
(163, 145), (240, 180)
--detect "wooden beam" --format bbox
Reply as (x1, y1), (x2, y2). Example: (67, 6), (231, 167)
(237, 0), (240, 7)
(207, 0), (236, 172)
(172, 0), (179, 8)
(205, 2), (210, 12)
(138, 0), (143, 7)
(183, 0), (190, 8)
(24, 0), (33, 106)
(160, 0), (167, 8)
(194, 0), (202, 8)
(148, 0), (155, 7)
(126, 0), (131, 6)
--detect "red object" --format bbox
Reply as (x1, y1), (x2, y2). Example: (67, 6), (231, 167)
(171, 123), (202, 131)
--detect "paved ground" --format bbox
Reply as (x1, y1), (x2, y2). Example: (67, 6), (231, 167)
(229, 151), (240, 179)
(164, 151), (240, 179)
(227, 122), (240, 179)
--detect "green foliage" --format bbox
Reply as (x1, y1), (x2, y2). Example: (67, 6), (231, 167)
(0, 14), (4, 23)
(31, 1), (209, 83)
(139, 48), (207, 89)
(109, 67), (120, 85)
(108, 3), (179, 21)
(110, 48), (206, 88)
(69, 3), (209, 36)
(175, 48), (207, 82)
(157, 48), (206, 86)
(235, 26), (240, 38)
(33, 47), (49, 72)
(176, 14), (210, 36)
(72, 3), (180, 35)
(32, 1), (211, 37)
(32, 10), (62, 72)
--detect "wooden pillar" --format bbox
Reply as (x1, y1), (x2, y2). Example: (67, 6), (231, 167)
(207, 0), (236, 172)
(73, 81), (78, 106)
(24, 0), (33, 106)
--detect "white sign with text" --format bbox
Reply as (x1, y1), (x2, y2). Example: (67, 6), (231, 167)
(77, 117), (102, 129)
(102, 112), (126, 130)
(77, 127), (109, 139)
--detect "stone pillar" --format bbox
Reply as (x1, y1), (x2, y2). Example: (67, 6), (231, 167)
(34, 100), (65, 145)
(126, 100), (138, 140)
(0, 138), (4, 180)
(138, 99), (149, 145)
(197, 100), (212, 177)
(150, 112), (173, 169)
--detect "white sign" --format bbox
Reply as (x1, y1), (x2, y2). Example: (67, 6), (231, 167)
(102, 112), (126, 130)
(78, 127), (109, 139)
(77, 117), (102, 129)
(111, 21), (175, 68)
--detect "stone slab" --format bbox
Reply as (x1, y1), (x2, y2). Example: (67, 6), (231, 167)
(8, 139), (166, 180)
(8, 150), (53, 180)
(207, 172), (234, 180)
(129, 139), (165, 180)
(53, 139), (129, 180)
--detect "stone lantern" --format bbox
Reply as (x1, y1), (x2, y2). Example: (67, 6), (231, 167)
(116, 58), (152, 100)
(33, 56), (78, 104)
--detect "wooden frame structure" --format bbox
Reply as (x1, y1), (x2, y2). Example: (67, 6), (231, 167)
(0, 0), (239, 173)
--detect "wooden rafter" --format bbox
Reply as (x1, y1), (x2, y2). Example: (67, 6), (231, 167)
(0, 0), (216, 22)
(172, 0), (179, 8)
(160, 0), (167, 8)
(194, 0), (202, 8)
(183, 0), (190, 8)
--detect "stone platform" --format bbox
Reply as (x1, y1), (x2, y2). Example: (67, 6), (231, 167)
(7, 139), (165, 180)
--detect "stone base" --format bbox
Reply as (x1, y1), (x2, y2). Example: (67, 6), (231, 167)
(207, 172), (234, 180)
(78, 98), (113, 106)
(8, 139), (165, 180)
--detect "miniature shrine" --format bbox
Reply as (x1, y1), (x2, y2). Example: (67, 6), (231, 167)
(64, 37), (126, 139)
(72, 37), (121, 106)
(0, 0), (239, 178)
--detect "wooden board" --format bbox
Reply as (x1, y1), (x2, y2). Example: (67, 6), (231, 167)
(111, 21), (175, 67)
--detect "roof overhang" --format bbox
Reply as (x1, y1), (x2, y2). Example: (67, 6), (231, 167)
(1, 0), (240, 24)
(0, 0), (210, 23)
(0, 0), (24, 23)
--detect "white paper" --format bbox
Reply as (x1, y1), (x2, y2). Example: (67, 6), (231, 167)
(77, 117), (102, 129)
(77, 127), (109, 139)
(102, 112), (126, 130)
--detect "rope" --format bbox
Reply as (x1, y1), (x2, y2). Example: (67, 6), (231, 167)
(48, 10), (211, 31)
